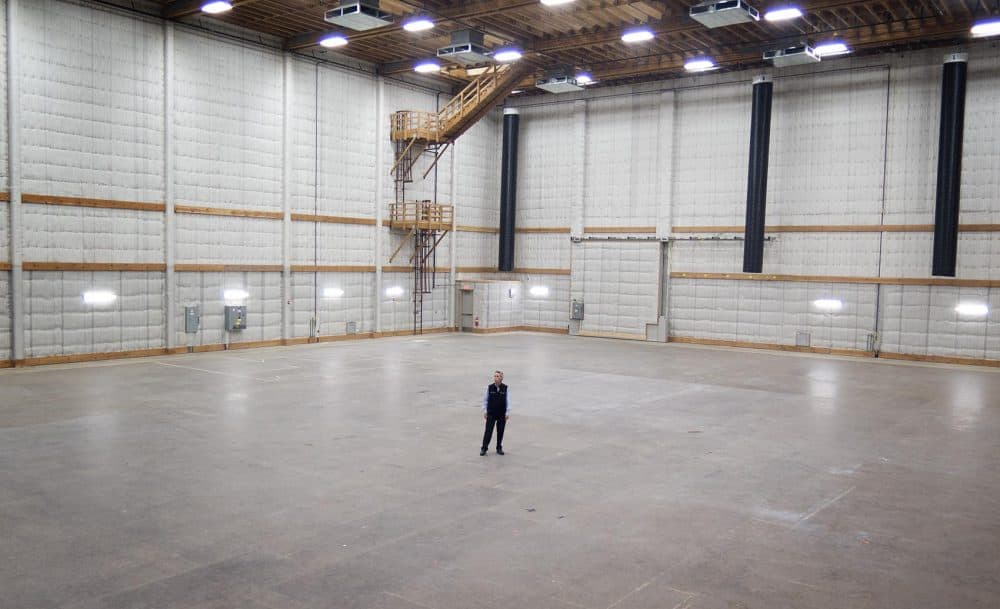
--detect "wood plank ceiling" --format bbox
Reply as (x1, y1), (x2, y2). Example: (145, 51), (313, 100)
(158, 0), (987, 90)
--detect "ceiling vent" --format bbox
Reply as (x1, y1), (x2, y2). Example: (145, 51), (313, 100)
(324, 1), (393, 31)
(689, 0), (760, 28)
(764, 44), (820, 67)
(536, 75), (583, 93)
(437, 30), (492, 66)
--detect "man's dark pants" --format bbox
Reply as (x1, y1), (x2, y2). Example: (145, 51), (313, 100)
(482, 415), (505, 451)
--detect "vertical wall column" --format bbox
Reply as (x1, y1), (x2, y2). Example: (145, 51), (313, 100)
(742, 75), (773, 274)
(932, 52), (968, 278)
(570, 100), (586, 239)
(163, 21), (175, 349)
(448, 142), (457, 327)
(7, 0), (23, 361)
(374, 77), (385, 332)
(281, 54), (293, 340)
(498, 108), (519, 272)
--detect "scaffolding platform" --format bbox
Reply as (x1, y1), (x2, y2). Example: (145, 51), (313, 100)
(388, 201), (453, 232)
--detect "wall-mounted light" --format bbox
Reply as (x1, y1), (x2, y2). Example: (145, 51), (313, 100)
(971, 17), (1000, 37)
(814, 41), (850, 56)
(402, 16), (435, 32)
(813, 298), (843, 312)
(621, 27), (655, 43)
(82, 290), (117, 306)
(764, 6), (803, 21)
(323, 287), (345, 298)
(319, 34), (348, 48)
(386, 286), (404, 298)
(223, 289), (249, 303)
(414, 59), (441, 73)
(201, 1), (233, 14)
(529, 286), (549, 297)
(684, 57), (717, 72)
(493, 48), (523, 62)
(955, 302), (989, 317)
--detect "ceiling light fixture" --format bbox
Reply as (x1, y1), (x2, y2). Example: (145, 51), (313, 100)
(402, 16), (434, 32)
(764, 6), (803, 20)
(414, 59), (441, 73)
(575, 72), (595, 85)
(493, 47), (523, 62)
(684, 57), (717, 72)
(319, 34), (348, 48)
(621, 27), (655, 43)
(814, 40), (850, 56)
(971, 17), (1000, 37)
(541, 0), (575, 5)
(201, 1), (233, 14)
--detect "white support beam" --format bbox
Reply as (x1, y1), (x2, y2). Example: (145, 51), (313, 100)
(7, 0), (23, 361)
(374, 76), (385, 333)
(281, 53), (293, 342)
(164, 21), (176, 349)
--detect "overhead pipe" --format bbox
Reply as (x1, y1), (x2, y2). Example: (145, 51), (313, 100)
(499, 108), (519, 272)
(932, 53), (968, 277)
(743, 75), (773, 274)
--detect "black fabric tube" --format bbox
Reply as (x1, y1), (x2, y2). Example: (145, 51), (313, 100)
(743, 78), (773, 274)
(499, 110), (519, 272)
(932, 57), (967, 277)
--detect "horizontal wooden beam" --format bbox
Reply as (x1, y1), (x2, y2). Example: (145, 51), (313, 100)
(513, 267), (571, 276)
(22, 193), (165, 213)
(878, 351), (1000, 368)
(175, 205), (283, 220)
(516, 227), (571, 234)
(0, 191), (9, 202)
(175, 264), (283, 272)
(291, 265), (375, 273)
(23, 262), (166, 272)
(291, 213), (376, 226)
(456, 266), (498, 273)
(578, 330), (647, 341)
(0, 262), (10, 271)
(584, 226), (657, 234)
(671, 271), (1000, 288)
(457, 225), (499, 234)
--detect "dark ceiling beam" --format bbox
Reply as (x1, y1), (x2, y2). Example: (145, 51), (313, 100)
(163, 0), (264, 20)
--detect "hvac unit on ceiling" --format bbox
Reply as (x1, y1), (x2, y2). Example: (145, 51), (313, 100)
(437, 29), (493, 65)
(536, 76), (583, 93)
(763, 44), (820, 67)
(689, 0), (760, 27)
(324, 1), (393, 31)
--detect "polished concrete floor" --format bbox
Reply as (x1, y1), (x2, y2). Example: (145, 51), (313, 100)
(2, 333), (999, 609)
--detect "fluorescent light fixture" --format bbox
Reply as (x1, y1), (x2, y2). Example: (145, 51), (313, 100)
(319, 34), (348, 48)
(575, 72), (594, 85)
(402, 16), (434, 32)
(82, 290), (117, 305)
(684, 57), (717, 72)
(814, 41), (850, 56)
(764, 6), (803, 21)
(510, 89), (525, 94)
(223, 289), (249, 302)
(529, 286), (549, 297)
(621, 27), (655, 43)
(414, 60), (441, 73)
(386, 286), (404, 298)
(955, 302), (989, 317)
(323, 287), (345, 298)
(201, 1), (233, 14)
(493, 48), (523, 62)
(541, 0), (575, 5)
(971, 18), (1000, 37)
(813, 298), (843, 312)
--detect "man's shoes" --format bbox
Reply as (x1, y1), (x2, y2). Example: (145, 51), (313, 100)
(496, 448), (505, 455)
(480, 448), (487, 456)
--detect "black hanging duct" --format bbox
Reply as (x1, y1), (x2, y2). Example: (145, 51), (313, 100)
(743, 75), (773, 274)
(932, 53), (968, 277)
(499, 108), (519, 272)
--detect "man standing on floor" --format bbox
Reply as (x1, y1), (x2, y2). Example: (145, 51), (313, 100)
(481, 370), (510, 456)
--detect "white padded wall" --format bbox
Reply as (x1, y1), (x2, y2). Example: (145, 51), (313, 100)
(174, 272), (282, 345)
(961, 47), (1000, 224)
(291, 271), (374, 338)
(456, 232), (497, 269)
(293, 222), (374, 267)
(19, 0), (164, 200)
(879, 286), (999, 359)
(572, 242), (658, 335)
(455, 110), (500, 227)
(23, 205), (163, 262)
(584, 94), (661, 227)
(473, 281), (522, 329)
(290, 59), (318, 215)
(516, 233), (570, 269)
(173, 30), (282, 210)
(318, 65), (377, 217)
(379, 272), (449, 332)
(0, 276), (10, 360)
(768, 67), (887, 225)
(673, 82), (750, 226)
(0, 0), (7, 195)
(521, 274), (569, 329)
(175, 216), (281, 265)
(517, 104), (575, 227)
(25, 271), (164, 356)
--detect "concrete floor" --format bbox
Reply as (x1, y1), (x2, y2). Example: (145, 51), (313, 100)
(2, 333), (999, 609)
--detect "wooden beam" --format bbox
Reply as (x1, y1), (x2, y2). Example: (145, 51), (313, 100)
(174, 264), (283, 272)
(513, 267), (571, 276)
(23, 262), (167, 272)
(175, 205), (283, 220)
(21, 194), (165, 213)
(0, 262), (11, 271)
(291, 265), (376, 273)
(584, 226), (657, 234)
(291, 213), (377, 226)
(457, 225), (500, 233)
(515, 227), (572, 234)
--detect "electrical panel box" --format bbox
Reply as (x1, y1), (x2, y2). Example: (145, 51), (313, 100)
(570, 300), (585, 320)
(224, 306), (247, 331)
(184, 305), (200, 333)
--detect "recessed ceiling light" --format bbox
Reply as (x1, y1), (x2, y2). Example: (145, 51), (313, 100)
(971, 17), (1000, 37)
(319, 34), (348, 48)
(575, 72), (594, 84)
(414, 59), (441, 73)
(402, 16), (434, 32)
(493, 48), (523, 62)
(814, 41), (850, 56)
(684, 57), (717, 72)
(621, 27), (655, 43)
(764, 6), (803, 21)
(201, 1), (233, 14)
(541, 0), (575, 5)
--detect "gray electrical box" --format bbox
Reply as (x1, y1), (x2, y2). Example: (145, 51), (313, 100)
(224, 306), (247, 331)
(184, 305), (200, 333)
(570, 299), (585, 320)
